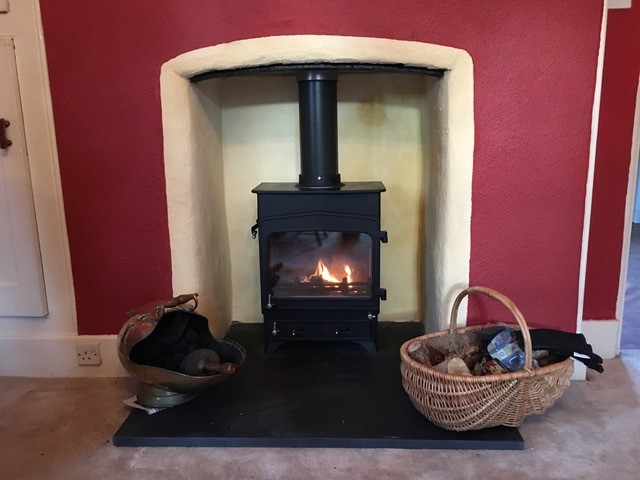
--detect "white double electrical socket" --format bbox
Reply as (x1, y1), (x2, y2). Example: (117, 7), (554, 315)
(76, 342), (102, 366)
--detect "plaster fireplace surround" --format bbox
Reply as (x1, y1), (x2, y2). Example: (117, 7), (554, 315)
(160, 35), (473, 338)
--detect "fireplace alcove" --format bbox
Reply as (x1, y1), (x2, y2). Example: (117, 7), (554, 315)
(160, 35), (474, 337)
(113, 36), (525, 449)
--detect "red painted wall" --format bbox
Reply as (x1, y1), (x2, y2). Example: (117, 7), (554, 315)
(38, 0), (603, 334)
(584, 3), (640, 321)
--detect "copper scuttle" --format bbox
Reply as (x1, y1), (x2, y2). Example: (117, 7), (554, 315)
(117, 293), (246, 408)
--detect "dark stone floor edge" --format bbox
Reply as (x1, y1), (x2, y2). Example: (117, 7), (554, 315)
(112, 435), (524, 450)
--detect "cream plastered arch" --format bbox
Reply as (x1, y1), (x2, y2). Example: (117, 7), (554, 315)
(160, 35), (473, 336)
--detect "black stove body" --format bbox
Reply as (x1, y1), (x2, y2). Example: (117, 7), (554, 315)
(252, 183), (387, 353)
(252, 71), (387, 353)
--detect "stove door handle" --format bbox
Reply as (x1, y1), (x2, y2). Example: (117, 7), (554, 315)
(251, 222), (259, 239)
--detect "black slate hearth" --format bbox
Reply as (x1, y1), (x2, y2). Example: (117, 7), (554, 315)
(113, 322), (524, 449)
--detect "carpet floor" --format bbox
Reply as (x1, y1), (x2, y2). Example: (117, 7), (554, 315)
(1, 351), (639, 480)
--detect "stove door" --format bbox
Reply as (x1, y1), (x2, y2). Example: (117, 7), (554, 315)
(268, 231), (372, 299)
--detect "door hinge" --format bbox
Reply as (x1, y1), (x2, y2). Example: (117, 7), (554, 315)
(0, 119), (12, 149)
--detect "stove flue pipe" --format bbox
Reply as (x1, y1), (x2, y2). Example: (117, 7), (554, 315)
(297, 71), (343, 189)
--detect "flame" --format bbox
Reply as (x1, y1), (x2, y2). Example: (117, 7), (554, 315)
(313, 260), (352, 284)
(345, 265), (352, 283)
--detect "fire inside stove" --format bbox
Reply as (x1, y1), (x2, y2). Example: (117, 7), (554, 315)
(268, 231), (372, 298)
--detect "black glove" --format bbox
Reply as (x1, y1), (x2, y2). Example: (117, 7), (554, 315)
(513, 329), (604, 373)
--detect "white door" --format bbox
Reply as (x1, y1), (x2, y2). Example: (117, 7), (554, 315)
(0, 35), (48, 316)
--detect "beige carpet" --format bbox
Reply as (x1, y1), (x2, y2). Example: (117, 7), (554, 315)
(1, 352), (639, 480)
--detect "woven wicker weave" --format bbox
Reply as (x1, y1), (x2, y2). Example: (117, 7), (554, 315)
(400, 286), (573, 431)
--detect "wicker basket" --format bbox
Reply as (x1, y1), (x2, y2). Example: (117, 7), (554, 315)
(400, 286), (573, 431)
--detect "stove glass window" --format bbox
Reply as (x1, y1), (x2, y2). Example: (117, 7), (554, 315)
(268, 231), (372, 298)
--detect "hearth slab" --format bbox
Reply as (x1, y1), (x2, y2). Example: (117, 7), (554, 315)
(113, 322), (524, 449)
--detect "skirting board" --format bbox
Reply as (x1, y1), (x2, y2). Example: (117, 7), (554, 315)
(572, 360), (587, 381)
(0, 335), (127, 377)
(581, 319), (620, 360)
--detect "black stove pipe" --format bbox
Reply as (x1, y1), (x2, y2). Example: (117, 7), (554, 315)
(297, 71), (342, 189)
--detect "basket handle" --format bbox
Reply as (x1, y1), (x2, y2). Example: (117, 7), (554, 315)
(449, 286), (533, 370)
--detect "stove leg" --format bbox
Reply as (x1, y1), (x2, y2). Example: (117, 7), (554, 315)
(265, 339), (288, 354)
(353, 340), (378, 355)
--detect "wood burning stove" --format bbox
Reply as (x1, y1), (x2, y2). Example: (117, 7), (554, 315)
(252, 183), (387, 353)
(252, 70), (387, 353)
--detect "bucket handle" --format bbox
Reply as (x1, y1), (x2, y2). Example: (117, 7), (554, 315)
(126, 293), (199, 321)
